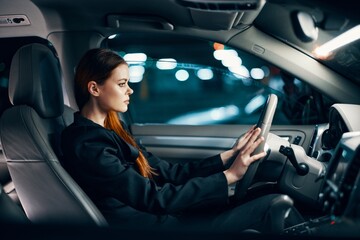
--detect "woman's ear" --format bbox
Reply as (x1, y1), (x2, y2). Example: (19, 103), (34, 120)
(88, 81), (100, 96)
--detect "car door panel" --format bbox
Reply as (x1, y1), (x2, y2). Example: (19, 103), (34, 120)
(131, 124), (316, 164)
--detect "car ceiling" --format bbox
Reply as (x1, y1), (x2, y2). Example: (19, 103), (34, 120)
(29, 0), (359, 32)
(2, 0), (358, 50)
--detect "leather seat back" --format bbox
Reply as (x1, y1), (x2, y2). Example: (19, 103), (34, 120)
(0, 183), (29, 224)
(0, 43), (107, 226)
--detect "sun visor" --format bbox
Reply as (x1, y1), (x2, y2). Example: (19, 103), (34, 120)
(175, 0), (266, 30)
(107, 15), (174, 31)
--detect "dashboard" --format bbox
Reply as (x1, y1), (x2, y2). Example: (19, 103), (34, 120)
(312, 104), (360, 162)
(321, 108), (349, 150)
(325, 104), (360, 141)
(315, 104), (360, 215)
(320, 132), (360, 217)
(283, 104), (360, 237)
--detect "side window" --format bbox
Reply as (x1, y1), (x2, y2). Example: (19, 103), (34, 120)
(105, 33), (333, 125)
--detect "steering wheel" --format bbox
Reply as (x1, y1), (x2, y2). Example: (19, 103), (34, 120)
(234, 94), (278, 200)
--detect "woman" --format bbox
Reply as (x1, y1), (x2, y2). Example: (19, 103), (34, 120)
(61, 48), (300, 234)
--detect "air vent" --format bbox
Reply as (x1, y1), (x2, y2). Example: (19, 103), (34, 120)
(0, 15), (30, 26)
(175, 0), (262, 11)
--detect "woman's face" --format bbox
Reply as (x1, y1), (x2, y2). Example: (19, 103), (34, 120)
(96, 64), (133, 113)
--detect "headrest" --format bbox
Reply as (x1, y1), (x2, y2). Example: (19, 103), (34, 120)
(9, 43), (64, 118)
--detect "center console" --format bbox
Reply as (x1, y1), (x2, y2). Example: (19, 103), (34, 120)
(283, 132), (360, 237)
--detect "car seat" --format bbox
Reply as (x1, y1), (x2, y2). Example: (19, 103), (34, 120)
(0, 183), (29, 224)
(0, 43), (107, 226)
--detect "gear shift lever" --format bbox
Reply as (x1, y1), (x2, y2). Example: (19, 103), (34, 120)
(279, 145), (309, 176)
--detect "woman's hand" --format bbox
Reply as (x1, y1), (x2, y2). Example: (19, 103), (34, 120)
(232, 125), (257, 152)
(220, 125), (256, 166)
(223, 127), (267, 185)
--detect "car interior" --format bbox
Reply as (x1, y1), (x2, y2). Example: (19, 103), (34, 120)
(1, 0), (360, 239)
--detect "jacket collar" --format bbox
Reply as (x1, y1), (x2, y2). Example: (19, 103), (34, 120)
(73, 112), (140, 160)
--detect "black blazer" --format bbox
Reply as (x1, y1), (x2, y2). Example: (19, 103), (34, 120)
(61, 112), (229, 226)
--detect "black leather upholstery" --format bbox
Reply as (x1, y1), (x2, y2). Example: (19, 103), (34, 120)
(0, 183), (29, 224)
(8, 43), (63, 118)
(0, 43), (107, 226)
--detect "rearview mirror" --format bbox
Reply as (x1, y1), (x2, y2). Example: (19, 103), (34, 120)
(292, 11), (318, 42)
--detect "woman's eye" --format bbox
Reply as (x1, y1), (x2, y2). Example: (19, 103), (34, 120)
(118, 83), (126, 87)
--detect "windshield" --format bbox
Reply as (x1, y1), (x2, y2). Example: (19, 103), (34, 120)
(103, 33), (333, 125)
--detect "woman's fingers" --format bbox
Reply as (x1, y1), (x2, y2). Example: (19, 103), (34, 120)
(241, 127), (262, 153)
(248, 143), (267, 164)
(242, 125), (256, 140)
(234, 125), (258, 151)
(242, 136), (266, 166)
(245, 134), (264, 155)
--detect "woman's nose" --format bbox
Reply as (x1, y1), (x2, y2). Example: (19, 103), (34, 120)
(128, 86), (134, 95)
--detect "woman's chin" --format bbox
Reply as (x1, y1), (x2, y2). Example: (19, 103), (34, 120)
(117, 107), (128, 113)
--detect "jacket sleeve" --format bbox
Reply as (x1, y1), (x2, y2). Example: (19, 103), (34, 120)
(64, 128), (229, 215)
(126, 120), (226, 185)
(146, 151), (226, 185)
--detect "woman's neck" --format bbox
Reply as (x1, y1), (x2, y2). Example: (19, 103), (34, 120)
(80, 102), (107, 127)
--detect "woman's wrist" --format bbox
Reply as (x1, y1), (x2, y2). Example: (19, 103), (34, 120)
(223, 169), (238, 185)
(220, 149), (236, 166)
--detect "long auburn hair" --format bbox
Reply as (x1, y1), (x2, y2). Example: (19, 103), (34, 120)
(74, 48), (155, 178)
